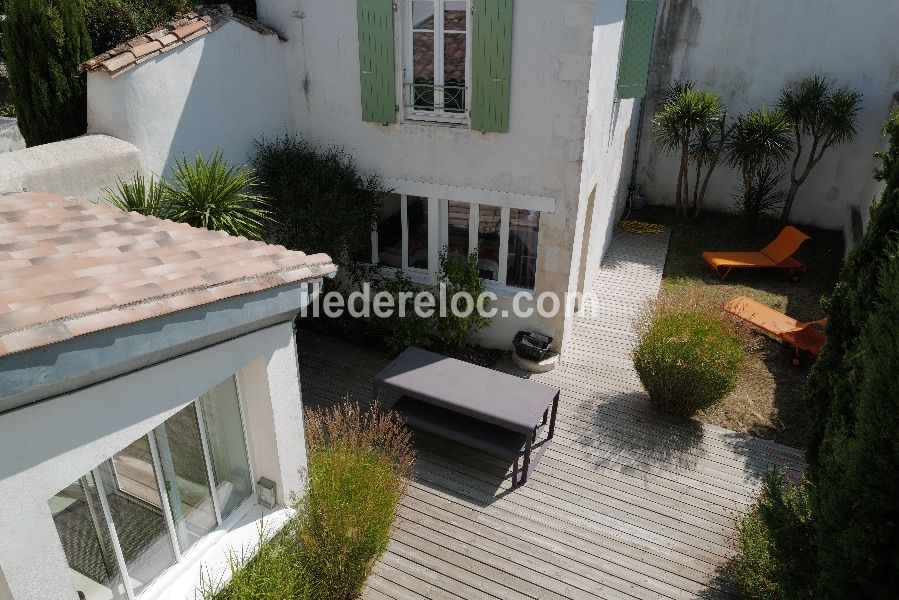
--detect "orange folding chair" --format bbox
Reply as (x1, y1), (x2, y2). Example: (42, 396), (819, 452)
(724, 295), (826, 366)
(702, 226), (811, 282)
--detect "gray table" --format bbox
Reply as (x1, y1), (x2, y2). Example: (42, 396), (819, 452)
(373, 347), (560, 486)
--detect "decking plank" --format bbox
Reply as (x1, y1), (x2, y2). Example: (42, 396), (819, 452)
(298, 230), (799, 600)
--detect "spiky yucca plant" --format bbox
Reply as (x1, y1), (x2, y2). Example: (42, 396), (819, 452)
(102, 173), (173, 219)
(167, 151), (270, 240)
(726, 108), (793, 224)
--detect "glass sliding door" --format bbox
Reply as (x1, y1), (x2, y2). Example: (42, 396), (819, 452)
(50, 473), (128, 600)
(199, 377), (253, 519)
(96, 440), (177, 597)
(153, 403), (218, 552)
(51, 376), (256, 599)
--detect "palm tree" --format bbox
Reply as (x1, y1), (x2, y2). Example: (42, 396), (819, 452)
(652, 82), (727, 219)
(103, 151), (271, 240)
(726, 107), (793, 224)
(777, 75), (862, 224)
(167, 151), (270, 240)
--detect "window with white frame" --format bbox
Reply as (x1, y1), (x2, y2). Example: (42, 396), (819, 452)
(404, 0), (469, 122)
(49, 376), (254, 600)
(366, 194), (540, 291)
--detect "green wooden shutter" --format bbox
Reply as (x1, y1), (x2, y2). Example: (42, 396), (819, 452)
(471, 0), (513, 133)
(616, 0), (658, 100)
(358, 0), (397, 123)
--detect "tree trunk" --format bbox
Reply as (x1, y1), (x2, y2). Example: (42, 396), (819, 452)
(780, 136), (825, 225)
(693, 115), (727, 219)
(678, 141), (690, 220)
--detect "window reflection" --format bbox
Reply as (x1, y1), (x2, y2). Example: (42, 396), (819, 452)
(378, 194), (403, 268)
(477, 205), (502, 281)
(446, 201), (470, 256)
(406, 196), (429, 270)
(507, 209), (540, 289)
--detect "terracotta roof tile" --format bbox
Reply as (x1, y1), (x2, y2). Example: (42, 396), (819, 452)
(78, 5), (284, 77)
(0, 193), (336, 357)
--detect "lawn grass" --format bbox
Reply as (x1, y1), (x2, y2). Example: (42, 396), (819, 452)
(637, 206), (844, 448)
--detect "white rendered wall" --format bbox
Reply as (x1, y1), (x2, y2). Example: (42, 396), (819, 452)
(0, 322), (306, 600)
(87, 20), (292, 177)
(637, 0), (899, 230)
(257, 0), (597, 348)
(565, 0), (643, 352)
(0, 134), (143, 199)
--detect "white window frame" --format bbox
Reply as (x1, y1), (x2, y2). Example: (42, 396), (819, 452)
(66, 375), (259, 600)
(402, 0), (471, 125)
(370, 196), (540, 294)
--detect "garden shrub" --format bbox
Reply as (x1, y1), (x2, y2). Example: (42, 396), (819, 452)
(252, 133), (386, 267)
(802, 109), (899, 597)
(103, 151), (270, 239)
(366, 269), (437, 356)
(298, 402), (415, 600)
(808, 242), (899, 597)
(2, 0), (92, 146)
(436, 248), (492, 352)
(729, 469), (815, 600)
(203, 402), (414, 600)
(633, 296), (744, 416)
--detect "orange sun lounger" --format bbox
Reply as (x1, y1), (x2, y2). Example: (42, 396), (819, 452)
(702, 226), (811, 282)
(724, 295), (826, 366)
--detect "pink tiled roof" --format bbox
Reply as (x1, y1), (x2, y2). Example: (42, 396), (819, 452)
(0, 193), (336, 357)
(78, 5), (281, 78)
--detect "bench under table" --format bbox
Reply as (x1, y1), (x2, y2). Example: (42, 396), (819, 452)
(373, 347), (560, 486)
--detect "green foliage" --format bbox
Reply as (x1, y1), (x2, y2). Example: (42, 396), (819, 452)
(808, 244), (899, 598)
(2, 0), (92, 146)
(726, 107), (793, 226)
(367, 269), (436, 356)
(652, 81), (727, 219)
(252, 133), (386, 265)
(102, 172), (173, 219)
(437, 248), (492, 351)
(729, 469), (815, 600)
(83, 0), (190, 53)
(777, 75), (862, 224)
(202, 403), (414, 600)
(633, 305), (744, 416)
(166, 151), (269, 240)
(726, 107), (793, 176)
(0, 103), (14, 117)
(806, 109), (899, 470)
(84, 0), (138, 53)
(732, 166), (786, 226)
(103, 152), (270, 239)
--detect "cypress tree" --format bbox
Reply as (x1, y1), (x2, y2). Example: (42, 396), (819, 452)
(805, 109), (899, 471)
(804, 108), (899, 596)
(1, 0), (93, 146)
(812, 244), (899, 596)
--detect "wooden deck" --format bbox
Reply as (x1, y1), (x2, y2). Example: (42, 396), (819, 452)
(297, 231), (805, 600)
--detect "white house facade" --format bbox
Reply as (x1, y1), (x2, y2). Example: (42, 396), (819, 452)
(0, 193), (336, 600)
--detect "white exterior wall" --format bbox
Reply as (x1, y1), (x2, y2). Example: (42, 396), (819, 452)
(0, 134), (143, 199)
(565, 0), (644, 340)
(87, 20), (292, 176)
(637, 0), (899, 230)
(257, 0), (597, 348)
(0, 323), (306, 600)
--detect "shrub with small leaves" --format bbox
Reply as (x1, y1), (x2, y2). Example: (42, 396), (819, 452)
(633, 297), (744, 416)
(728, 469), (815, 600)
